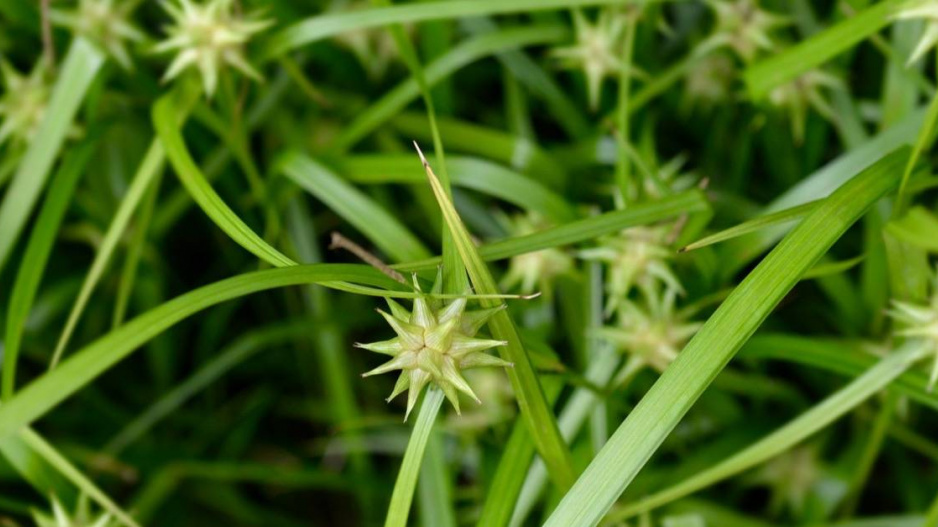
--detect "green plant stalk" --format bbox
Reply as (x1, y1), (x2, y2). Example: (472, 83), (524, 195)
(894, 54), (938, 216)
(606, 340), (928, 523)
(887, 421), (938, 462)
(112, 171), (162, 328)
(741, 334), (938, 412)
(384, 388), (445, 527)
(420, 150), (576, 490)
(615, 14), (638, 205)
(0, 265), (407, 444)
(19, 427), (141, 527)
(378, 7), (465, 521)
(476, 378), (564, 527)
(0, 137), (129, 522)
(3, 140), (96, 400)
(49, 86), (200, 370)
(418, 431), (457, 527)
(542, 148), (910, 527)
(510, 349), (621, 526)
(0, 431), (77, 510)
(47, 140), (168, 367)
(839, 392), (896, 518)
(0, 37), (104, 273)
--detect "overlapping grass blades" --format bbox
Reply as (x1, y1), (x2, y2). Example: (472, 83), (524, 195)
(0, 38), (104, 272)
(418, 146), (577, 489)
(543, 148), (910, 526)
(262, 0), (658, 60)
(607, 340), (928, 522)
(0, 264), (407, 444)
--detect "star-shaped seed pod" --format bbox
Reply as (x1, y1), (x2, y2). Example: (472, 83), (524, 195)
(332, 2), (404, 81)
(889, 269), (938, 389)
(51, 0), (145, 70)
(154, 0), (273, 97)
(682, 51), (736, 111)
(892, 0), (938, 65)
(0, 59), (53, 148)
(356, 276), (512, 420)
(746, 445), (823, 517)
(498, 212), (574, 298)
(552, 8), (637, 110)
(598, 287), (701, 372)
(703, 0), (788, 63)
(767, 69), (841, 144)
(31, 494), (116, 527)
(579, 226), (683, 316)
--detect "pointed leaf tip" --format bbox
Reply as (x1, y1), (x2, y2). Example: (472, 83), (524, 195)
(413, 141), (429, 167)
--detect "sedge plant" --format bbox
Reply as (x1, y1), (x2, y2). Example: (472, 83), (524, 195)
(1, 1), (938, 527)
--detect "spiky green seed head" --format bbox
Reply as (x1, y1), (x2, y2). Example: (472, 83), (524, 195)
(499, 213), (573, 297)
(552, 8), (640, 110)
(155, 0), (273, 97)
(31, 494), (116, 527)
(767, 69), (842, 144)
(51, 0), (145, 70)
(333, 2), (403, 80)
(682, 52), (736, 110)
(0, 59), (54, 148)
(888, 270), (938, 390)
(356, 276), (512, 420)
(746, 445), (823, 517)
(892, 0), (938, 65)
(599, 288), (700, 371)
(580, 226), (682, 316)
(704, 0), (788, 63)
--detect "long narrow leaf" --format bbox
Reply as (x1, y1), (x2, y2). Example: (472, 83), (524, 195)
(0, 264), (406, 443)
(0, 38), (104, 272)
(417, 145), (576, 490)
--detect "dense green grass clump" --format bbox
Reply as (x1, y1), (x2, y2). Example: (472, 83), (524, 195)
(2, 0), (938, 525)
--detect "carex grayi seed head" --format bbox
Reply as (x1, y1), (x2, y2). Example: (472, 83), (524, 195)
(355, 272), (513, 421)
(51, 0), (145, 70)
(888, 267), (938, 390)
(155, 0), (273, 97)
